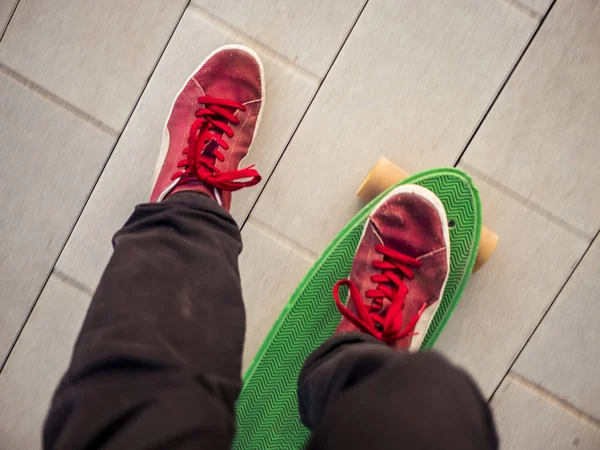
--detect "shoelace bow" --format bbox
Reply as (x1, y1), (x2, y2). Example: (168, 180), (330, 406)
(172, 96), (261, 191)
(333, 244), (426, 344)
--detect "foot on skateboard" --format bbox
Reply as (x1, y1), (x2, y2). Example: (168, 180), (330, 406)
(334, 184), (450, 351)
(150, 45), (265, 211)
(234, 168), (482, 449)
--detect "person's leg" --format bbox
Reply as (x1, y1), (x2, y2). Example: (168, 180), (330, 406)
(299, 333), (498, 450)
(44, 44), (265, 450)
(44, 193), (245, 449)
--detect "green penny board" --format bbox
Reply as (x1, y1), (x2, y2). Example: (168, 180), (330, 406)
(234, 168), (482, 449)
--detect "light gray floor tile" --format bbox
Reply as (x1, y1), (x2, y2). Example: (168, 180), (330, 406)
(462, 0), (600, 237)
(251, 0), (535, 255)
(513, 236), (600, 419)
(191, 0), (365, 77)
(239, 220), (314, 371)
(518, 0), (553, 16)
(433, 168), (588, 397)
(0, 0), (187, 130)
(492, 375), (600, 450)
(0, 275), (91, 450)
(55, 8), (317, 290)
(0, 74), (113, 365)
(0, 0), (17, 34)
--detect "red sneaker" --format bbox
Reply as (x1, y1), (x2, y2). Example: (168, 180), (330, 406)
(150, 45), (265, 211)
(334, 185), (450, 351)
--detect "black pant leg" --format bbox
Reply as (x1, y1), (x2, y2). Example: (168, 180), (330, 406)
(299, 332), (498, 450)
(44, 192), (246, 450)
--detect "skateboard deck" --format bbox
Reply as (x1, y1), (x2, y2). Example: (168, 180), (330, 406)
(233, 167), (482, 449)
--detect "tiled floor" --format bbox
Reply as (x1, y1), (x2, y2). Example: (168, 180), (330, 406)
(1, 0), (599, 448)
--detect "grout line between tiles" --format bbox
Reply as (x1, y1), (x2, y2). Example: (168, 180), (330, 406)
(453, 0), (556, 168)
(247, 217), (319, 263)
(186, 3), (321, 84)
(240, 0), (371, 230)
(460, 162), (593, 242)
(500, 0), (542, 20)
(506, 372), (600, 429)
(0, 62), (120, 137)
(487, 229), (599, 406)
(0, 0), (20, 42)
(461, 0), (596, 411)
(0, 1), (191, 374)
(53, 269), (95, 297)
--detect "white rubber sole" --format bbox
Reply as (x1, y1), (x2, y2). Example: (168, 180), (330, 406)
(358, 184), (451, 351)
(153, 44), (266, 203)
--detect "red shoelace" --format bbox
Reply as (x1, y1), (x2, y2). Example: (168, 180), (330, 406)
(172, 96), (262, 191)
(333, 244), (426, 344)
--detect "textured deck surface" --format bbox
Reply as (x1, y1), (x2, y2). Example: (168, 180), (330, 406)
(235, 169), (481, 449)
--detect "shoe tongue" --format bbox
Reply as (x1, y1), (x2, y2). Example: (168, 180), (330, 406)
(374, 298), (393, 315)
(202, 138), (220, 156)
